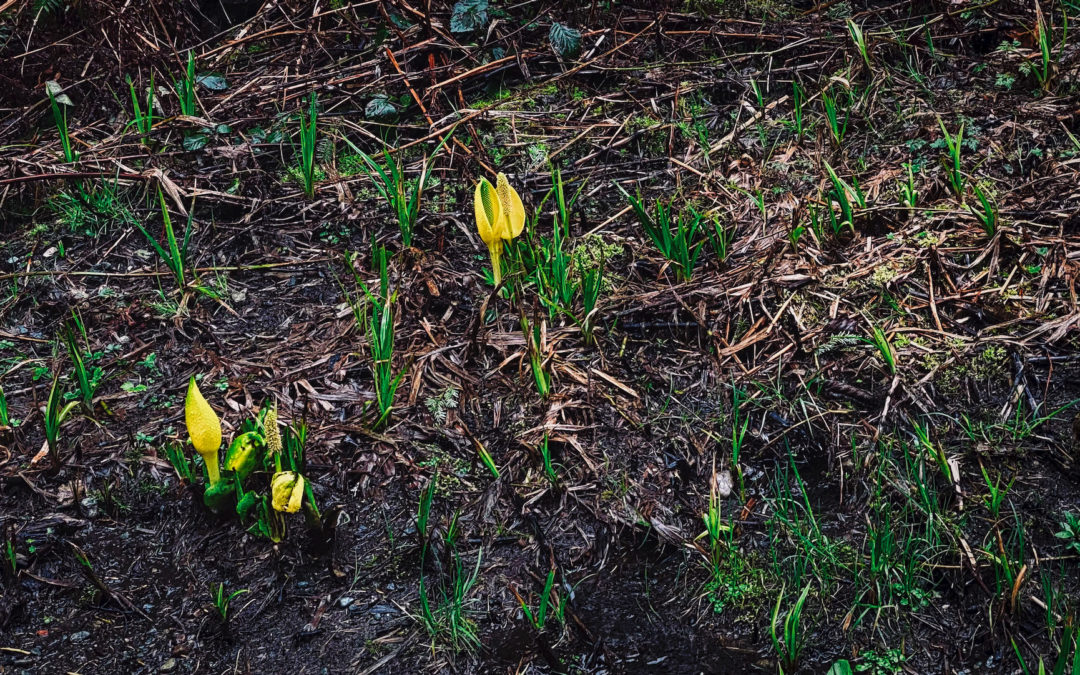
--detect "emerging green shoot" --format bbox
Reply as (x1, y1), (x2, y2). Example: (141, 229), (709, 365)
(176, 51), (197, 117)
(352, 244), (405, 429)
(47, 82), (77, 163)
(164, 441), (197, 483)
(1056, 512), (1080, 556)
(937, 118), (966, 197)
(821, 88), (849, 146)
(899, 162), (918, 209)
(516, 567), (562, 630)
(520, 314), (551, 398)
(791, 80), (805, 141)
(44, 370), (78, 466)
(62, 324), (100, 407)
(0, 384), (11, 428)
(706, 213), (734, 263)
(823, 161), (865, 234)
(343, 133), (451, 248)
(969, 182), (998, 236)
(297, 92), (318, 198)
(847, 19), (872, 71)
(617, 184), (702, 282)
(211, 582), (249, 622)
(1032, 7), (1055, 89)
(135, 189), (193, 292)
(539, 433), (558, 487)
(579, 260), (603, 346)
(869, 324), (896, 375)
(770, 584), (812, 672)
(127, 72), (155, 142)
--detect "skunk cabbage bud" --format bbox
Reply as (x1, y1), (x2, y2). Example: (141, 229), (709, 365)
(225, 431), (265, 481)
(185, 378), (222, 484)
(271, 471), (305, 513)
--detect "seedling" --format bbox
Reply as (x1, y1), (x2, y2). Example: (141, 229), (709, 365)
(4, 538), (15, 575)
(706, 213), (734, 262)
(515, 568), (562, 630)
(791, 80), (806, 141)
(579, 261), (603, 346)
(821, 88), (849, 146)
(520, 314), (551, 398)
(1032, 7), (1055, 88)
(352, 244), (405, 429)
(980, 464), (1014, 520)
(62, 322), (100, 407)
(538, 433), (558, 486)
(1056, 512), (1080, 555)
(823, 161), (865, 233)
(899, 162), (918, 209)
(0, 384), (11, 428)
(869, 324), (896, 375)
(164, 441), (196, 483)
(211, 582), (249, 622)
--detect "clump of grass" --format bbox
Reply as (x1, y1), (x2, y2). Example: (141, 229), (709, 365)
(417, 482), (482, 653)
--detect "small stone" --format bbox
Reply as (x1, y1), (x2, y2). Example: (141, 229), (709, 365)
(338, 597), (354, 608)
(70, 631), (90, 642)
(160, 658), (177, 672)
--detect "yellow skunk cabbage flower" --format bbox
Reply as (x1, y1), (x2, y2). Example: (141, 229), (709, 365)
(271, 471), (305, 513)
(474, 173), (525, 285)
(185, 377), (222, 484)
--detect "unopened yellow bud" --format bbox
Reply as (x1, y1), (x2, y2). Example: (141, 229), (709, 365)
(271, 471), (305, 513)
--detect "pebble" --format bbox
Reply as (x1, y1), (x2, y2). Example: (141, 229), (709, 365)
(70, 631), (90, 642)
(338, 597), (354, 608)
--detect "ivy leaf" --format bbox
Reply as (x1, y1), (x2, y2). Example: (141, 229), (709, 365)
(45, 80), (74, 106)
(365, 95), (398, 121)
(549, 22), (581, 59)
(182, 132), (209, 151)
(450, 0), (488, 35)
